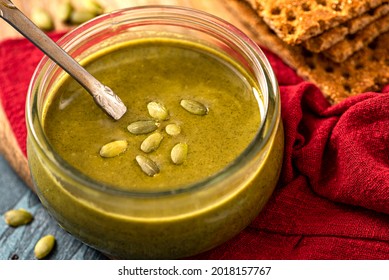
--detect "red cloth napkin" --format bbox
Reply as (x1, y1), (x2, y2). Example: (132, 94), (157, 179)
(1, 33), (388, 260)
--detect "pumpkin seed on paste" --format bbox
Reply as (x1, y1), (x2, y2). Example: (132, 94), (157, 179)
(135, 155), (160, 176)
(180, 99), (208, 115)
(127, 120), (158, 135)
(147, 101), (169, 120)
(171, 143), (188, 165)
(165, 124), (181, 136)
(140, 132), (163, 153)
(99, 140), (128, 158)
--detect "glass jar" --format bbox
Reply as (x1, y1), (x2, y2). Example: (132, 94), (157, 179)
(26, 6), (283, 259)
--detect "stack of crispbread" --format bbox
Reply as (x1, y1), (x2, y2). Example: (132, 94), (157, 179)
(226, 0), (389, 103)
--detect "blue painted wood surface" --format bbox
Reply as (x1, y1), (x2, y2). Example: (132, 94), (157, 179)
(0, 155), (107, 260)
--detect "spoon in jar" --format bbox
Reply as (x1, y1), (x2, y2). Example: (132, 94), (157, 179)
(0, 0), (127, 120)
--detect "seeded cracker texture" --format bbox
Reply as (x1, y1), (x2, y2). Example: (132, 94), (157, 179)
(225, 0), (389, 103)
(303, 3), (389, 52)
(322, 13), (389, 62)
(252, 0), (388, 45)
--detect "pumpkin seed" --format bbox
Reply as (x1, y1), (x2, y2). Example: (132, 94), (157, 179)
(171, 143), (188, 165)
(34, 235), (56, 260)
(4, 209), (33, 227)
(165, 124), (181, 136)
(99, 140), (128, 158)
(80, 0), (104, 15)
(135, 155), (160, 176)
(180, 99), (208, 115)
(147, 101), (169, 120)
(140, 132), (163, 153)
(58, 1), (73, 22)
(69, 10), (96, 24)
(127, 120), (158, 135)
(31, 8), (54, 31)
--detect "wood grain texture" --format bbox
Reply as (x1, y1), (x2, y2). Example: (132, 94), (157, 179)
(0, 102), (32, 189)
(0, 155), (106, 259)
(0, 0), (244, 39)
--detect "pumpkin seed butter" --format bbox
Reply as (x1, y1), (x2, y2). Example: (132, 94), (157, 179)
(30, 37), (284, 258)
(43, 38), (262, 191)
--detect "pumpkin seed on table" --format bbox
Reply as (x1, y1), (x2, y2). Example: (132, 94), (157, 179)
(140, 132), (164, 153)
(165, 123), (181, 136)
(147, 101), (169, 121)
(58, 1), (73, 23)
(171, 143), (188, 165)
(127, 120), (159, 135)
(34, 235), (56, 260)
(135, 155), (160, 177)
(31, 8), (54, 31)
(4, 209), (33, 227)
(180, 99), (208, 115)
(79, 0), (104, 15)
(69, 10), (96, 25)
(99, 140), (128, 158)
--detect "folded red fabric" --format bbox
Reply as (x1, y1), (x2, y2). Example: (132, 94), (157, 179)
(1, 33), (388, 259)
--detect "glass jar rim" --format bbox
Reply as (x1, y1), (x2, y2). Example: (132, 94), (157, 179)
(26, 5), (280, 198)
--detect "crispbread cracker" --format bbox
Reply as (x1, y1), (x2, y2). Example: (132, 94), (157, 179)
(251, 0), (388, 45)
(323, 13), (389, 62)
(303, 3), (389, 52)
(225, 0), (389, 103)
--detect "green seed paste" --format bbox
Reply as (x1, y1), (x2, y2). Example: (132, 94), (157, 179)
(43, 38), (262, 191)
(29, 37), (284, 259)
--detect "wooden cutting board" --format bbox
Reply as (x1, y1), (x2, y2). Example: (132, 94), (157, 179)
(0, 0), (251, 189)
(0, 0), (246, 39)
